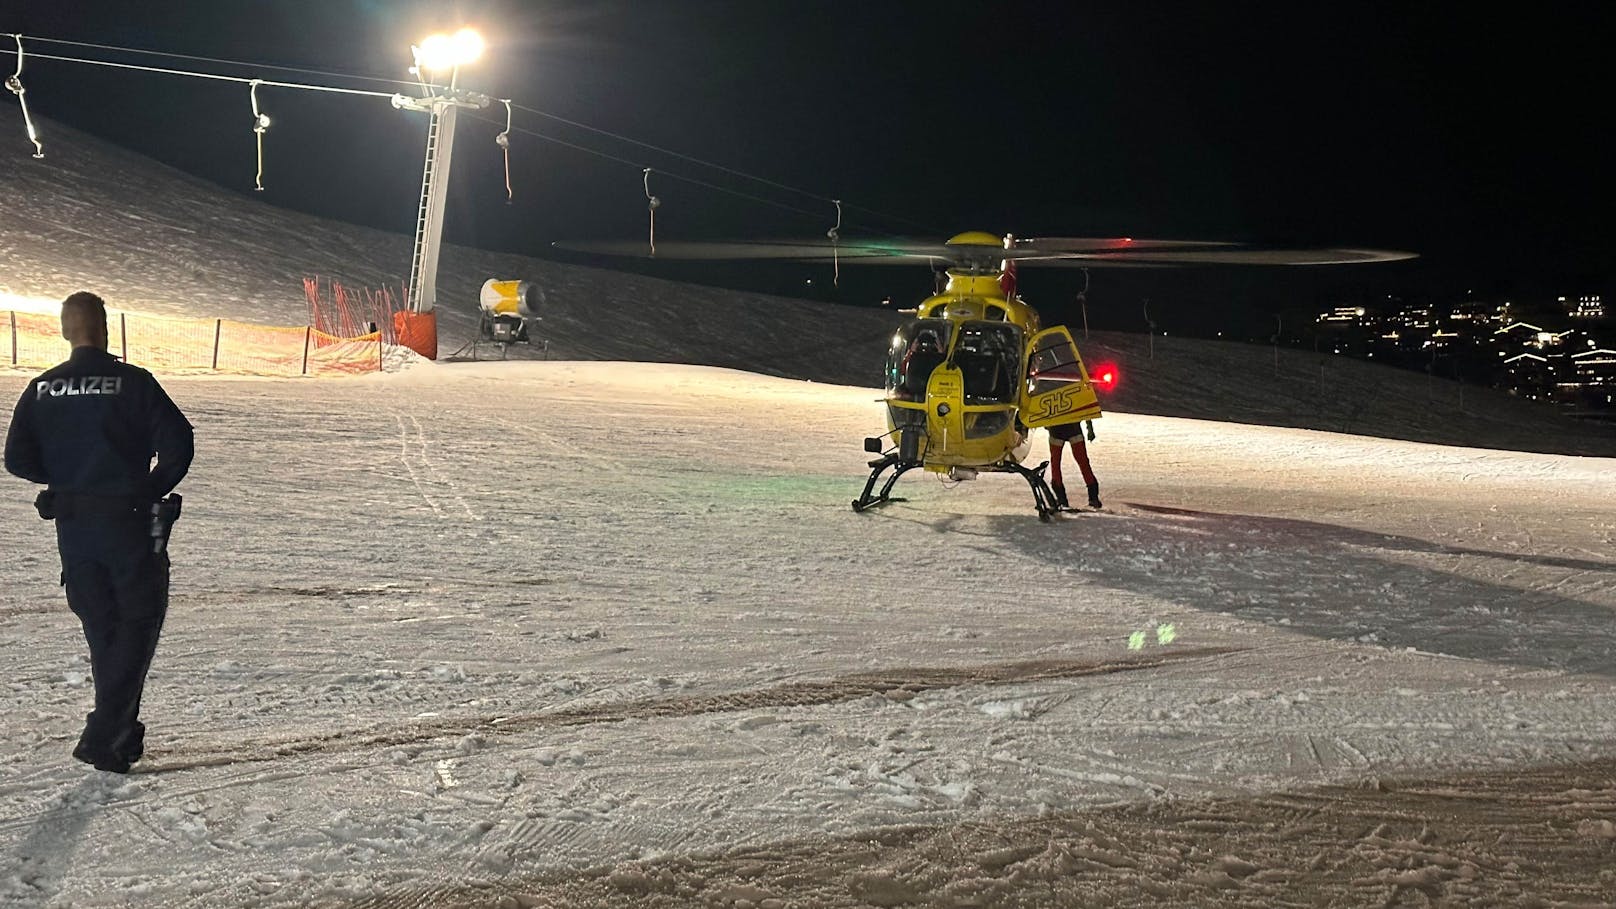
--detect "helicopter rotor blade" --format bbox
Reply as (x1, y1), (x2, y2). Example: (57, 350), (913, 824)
(1037, 247), (1420, 266)
(998, 256), (1178, 269)
(1013, 237), (1239, 252)
(554, 236), (1417, 267)
(798, 255), (950, 266)
(1010, 238), (1415, 265)
(553, 238), (950, 261)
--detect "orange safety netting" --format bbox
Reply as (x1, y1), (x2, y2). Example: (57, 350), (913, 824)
(3, 310), (382, 377)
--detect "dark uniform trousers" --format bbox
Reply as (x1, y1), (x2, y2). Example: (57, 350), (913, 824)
(59, 511), (169, 757)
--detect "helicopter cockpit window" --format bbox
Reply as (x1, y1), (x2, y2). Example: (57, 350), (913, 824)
(1027, 333), (1087, 397)
(984, 306), (1007, 321)
(887, 320), (953, 399)
(954, 321), (1022, 405)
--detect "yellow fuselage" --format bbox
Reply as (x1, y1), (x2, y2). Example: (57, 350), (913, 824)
(884, 269), (1099, 474)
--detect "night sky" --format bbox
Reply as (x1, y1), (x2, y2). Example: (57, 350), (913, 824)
(4, 1), (1612, 336)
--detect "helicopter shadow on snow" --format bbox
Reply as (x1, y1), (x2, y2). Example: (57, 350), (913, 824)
(979, 502), (1616, 678)
(1123, 503), (1616, 574)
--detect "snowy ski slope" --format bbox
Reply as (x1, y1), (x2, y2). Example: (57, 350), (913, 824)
(2, 105), (1614, 907)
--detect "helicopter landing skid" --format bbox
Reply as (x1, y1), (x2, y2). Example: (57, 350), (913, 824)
(1003, 460), (1061, 522)
(851, 455), (918, 512)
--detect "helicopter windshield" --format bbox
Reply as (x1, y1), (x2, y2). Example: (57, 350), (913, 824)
(1027, 331), (1088, 396)
(887, 320), (953, 399)
(954, 321), (1022, 405)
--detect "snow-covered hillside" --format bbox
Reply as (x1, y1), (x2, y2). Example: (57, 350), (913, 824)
(0, 106), (903, 386)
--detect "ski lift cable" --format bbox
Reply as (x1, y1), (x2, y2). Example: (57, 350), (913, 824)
(510, 102), (941, 235)
(4, 35), (44, 158)
(1, 35), (942, 239)
(5, 33), (435, 91)
(0, 46), (397, 98)
(463, 111), (860, 229)
(2, 35), (940, 238)
(1, 34), (939, 236)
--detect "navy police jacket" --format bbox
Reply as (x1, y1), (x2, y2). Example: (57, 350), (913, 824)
(4, 346), (193, 501)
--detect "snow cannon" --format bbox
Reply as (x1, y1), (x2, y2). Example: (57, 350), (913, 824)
(479, 279), (542, 319)
(476, 279), (541, 350)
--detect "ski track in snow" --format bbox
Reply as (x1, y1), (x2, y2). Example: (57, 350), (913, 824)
(0, 361), (1613, 907)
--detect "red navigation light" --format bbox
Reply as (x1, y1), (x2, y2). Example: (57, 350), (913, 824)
(1090, 363), (1119, 392)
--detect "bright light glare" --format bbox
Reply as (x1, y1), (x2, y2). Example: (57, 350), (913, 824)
(452, 28), (485, 63)
(415, 28), (484, 70)
(0, 291), (64, 315)
(0, 291), (137, 321)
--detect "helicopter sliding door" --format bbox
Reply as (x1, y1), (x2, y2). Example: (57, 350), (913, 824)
(1020, 326), (1101, 428)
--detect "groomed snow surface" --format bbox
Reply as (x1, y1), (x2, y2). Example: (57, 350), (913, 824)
(2, 361), (1613, 908)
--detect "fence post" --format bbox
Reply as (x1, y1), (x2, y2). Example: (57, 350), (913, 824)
(212, 319), (222, 371)
(302, 326), (312, 376)
(9, 311), (16, 366)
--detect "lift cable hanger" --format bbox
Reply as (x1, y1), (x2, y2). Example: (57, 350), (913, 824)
(643, 168), (660, 256)
(828, 199), (843, 286)
(4, 34), (44, 157)
(495, 98), (513, 203)
(249, 79), (270, 191)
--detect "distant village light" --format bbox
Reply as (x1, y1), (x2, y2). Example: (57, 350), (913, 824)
(1319, 296), (1613, 412)
(1568, 294), (1606, 319)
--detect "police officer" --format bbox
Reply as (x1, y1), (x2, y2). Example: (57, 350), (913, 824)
(4, 291), (193, 773)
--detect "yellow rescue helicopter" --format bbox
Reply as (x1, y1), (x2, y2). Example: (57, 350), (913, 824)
(858, 231), (1105, 519)
(557, 231), (1414, 519)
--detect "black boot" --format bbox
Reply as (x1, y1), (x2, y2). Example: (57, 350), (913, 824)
(72, 740), (132, 773)
(73, 720), (143, 773)
(116, 722), (146, 765)
(1087, 482), (1102, 509)
(1051, 482), (1069, 509)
